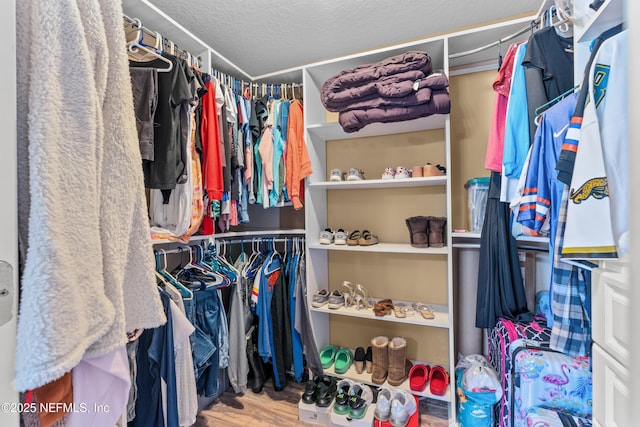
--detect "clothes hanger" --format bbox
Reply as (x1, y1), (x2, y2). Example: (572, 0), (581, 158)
(127, 27), (173, 72)
(155, 249), (193, 299)
(534, 84), (579, 124)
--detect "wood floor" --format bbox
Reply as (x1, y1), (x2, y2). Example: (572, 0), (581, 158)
(195, 379), (450, 427)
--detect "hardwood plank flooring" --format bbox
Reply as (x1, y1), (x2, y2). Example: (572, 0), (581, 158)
(195, 379), (449, 427)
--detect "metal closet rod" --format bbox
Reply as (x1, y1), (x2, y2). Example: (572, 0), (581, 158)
(156, 237), (304, 254)
(448, 21), (537, 59)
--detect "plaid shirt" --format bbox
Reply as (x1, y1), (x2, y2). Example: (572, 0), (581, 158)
(550, 186), (592, 356)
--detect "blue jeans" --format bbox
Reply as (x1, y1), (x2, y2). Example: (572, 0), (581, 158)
(184, 287), (222, 397)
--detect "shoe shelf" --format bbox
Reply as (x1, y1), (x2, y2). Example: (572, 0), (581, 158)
(308, 176), (447, 190)
(322, 356), (451, 402)
(306, 114), (447, 141)
(310, 302), (450, 329)
(308, 242), (449, 255)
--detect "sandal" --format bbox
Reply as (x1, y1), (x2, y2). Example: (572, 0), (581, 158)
(412, 302), (435, 320)
(347, 230), (361, 246)
(373, 299), (394, 316)
(429, 365), (450, 396)
(334, 348), (354, 374)
(358, 229), (379, 246)
(320, 345), (338, 369)
(342, 281), (355, 307)
(393, 303), (407, 318)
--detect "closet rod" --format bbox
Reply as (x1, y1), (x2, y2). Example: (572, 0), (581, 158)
(218, 238), (305, 245)
(448, 23), (534, 59)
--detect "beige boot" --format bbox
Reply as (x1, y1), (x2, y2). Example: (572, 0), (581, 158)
(387, 337), (409, 386)
(371, 336), (389, 384)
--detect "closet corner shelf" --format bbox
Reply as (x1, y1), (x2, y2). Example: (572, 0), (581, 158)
(323, 356), (451, 402)
(309, 176), (447, 190)
(306, 114), (447, 141)
(308, 242), (449, 255)
(576, 0), (623, 43)
(310, 302), (449, 329)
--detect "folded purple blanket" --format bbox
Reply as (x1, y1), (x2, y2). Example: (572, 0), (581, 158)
(338, 90), (451, 133)
(340, 73), (449, 112)
(321, 51), (432, 111)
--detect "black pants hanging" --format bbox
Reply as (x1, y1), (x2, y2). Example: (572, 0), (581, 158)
(475, 171), (532, 329)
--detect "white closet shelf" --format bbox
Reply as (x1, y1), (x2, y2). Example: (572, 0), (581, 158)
(576, 0), (623, 43)
(306, 115), (447, 141)
(323, 356), (451, 402)
(309, 176), (447, 190)
(152, 229), (306, 245)
(311, 302), (449, 329)
(308, 242), (449, 255)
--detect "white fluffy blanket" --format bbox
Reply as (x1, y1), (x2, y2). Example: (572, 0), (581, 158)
(16, 0), (166, 391)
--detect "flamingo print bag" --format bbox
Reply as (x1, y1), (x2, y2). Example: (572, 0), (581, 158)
(510, 339), (592, 427)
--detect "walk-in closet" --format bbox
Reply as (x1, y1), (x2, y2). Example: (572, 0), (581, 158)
(1, 0), (637, 426)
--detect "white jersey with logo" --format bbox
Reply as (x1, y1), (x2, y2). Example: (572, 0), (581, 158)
(562, 30), (628, 259)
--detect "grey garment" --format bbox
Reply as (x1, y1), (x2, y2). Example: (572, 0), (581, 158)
(228, 256), (251, 394)
(295, 256), (323, 376)
(126, 339), (139, 422)
(129, 68), (158, 161)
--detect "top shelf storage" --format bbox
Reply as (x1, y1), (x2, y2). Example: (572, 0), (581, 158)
(306, 114), (448, 140)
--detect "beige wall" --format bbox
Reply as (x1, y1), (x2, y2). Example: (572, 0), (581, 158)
(449, 70), (495, 231)
(323, 70), (495, 365)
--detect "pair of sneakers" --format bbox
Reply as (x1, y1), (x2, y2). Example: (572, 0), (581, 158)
(330, 168), (365, 182)
(381, 166), (412, 180)
(319, 228), (348, 245)
(374, 388), (418, 427)
(333, 379), (374, 420)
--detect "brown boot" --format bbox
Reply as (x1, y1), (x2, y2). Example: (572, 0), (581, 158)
(371, 336), (389, 384)
(405, 216), (429, 248)
(427, 216), (447, 248)
(387, 337), (409, 386)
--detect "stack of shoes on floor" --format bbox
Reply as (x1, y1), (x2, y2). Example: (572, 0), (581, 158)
(405, 215), (447, 248)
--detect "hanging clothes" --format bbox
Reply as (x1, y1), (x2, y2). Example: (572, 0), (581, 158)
(16, 0), (166, 392)
(286, 99), (313, 210)
(475, 172), (532, 329)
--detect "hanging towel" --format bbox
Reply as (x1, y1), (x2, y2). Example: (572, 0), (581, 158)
(16, 0), (165, 391)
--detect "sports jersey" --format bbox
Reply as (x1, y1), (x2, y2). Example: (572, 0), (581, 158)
(561, 30), (627, 258)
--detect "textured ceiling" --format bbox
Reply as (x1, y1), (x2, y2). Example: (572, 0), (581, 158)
(146, 0), (540, 78)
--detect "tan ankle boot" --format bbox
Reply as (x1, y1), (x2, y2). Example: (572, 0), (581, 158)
(371, 336), (389, 384)
(387, 337), (409, 386)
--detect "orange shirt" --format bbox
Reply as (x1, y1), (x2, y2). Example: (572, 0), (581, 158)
(285, 100), (312, 210)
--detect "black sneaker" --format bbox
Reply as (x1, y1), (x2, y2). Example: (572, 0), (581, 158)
(315, 376), (338, 407)
(301, 376), (320, 404)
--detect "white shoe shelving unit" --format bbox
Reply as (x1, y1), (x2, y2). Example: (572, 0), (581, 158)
(301, 15), (541, 426)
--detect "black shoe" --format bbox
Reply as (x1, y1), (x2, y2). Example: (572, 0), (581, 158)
(315, 376), (338, 407)
(247, 345), (266, 393)
(301, 376), (321, 404)
(365, 346), (373, 374)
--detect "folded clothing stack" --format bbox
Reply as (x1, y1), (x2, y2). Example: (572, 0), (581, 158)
(320, 51), (451, 133)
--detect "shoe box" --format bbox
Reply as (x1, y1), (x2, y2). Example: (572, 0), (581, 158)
(373, 395), (419, 427)
(298, 400), (334, 425)
(329, 404), (376, 427)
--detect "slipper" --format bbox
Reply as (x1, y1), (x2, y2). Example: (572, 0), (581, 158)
(412, 302), (435, 320)
(333, 348), (353, 374)
(408, 363), (430, 392)
(347, 230), (361, 246)
(320, 345), (338, 368)
(393, 303), (407, 318)
(429, 365), (449, 396)
(358, 229), (379, 246)
(373, 299), (394, 316)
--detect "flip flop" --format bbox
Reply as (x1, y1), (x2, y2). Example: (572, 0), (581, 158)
(393, 303), (407, 318)
(320, 345), (338, 368)
(429, 365), (449, 396)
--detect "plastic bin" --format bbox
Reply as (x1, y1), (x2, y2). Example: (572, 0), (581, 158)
(465, 177), (490, 233)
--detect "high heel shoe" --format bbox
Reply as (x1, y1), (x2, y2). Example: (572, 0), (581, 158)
(342, 281), (354, 308)
(357, 284), (373, 309)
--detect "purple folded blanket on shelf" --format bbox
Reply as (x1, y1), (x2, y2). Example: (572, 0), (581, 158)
(340, 73), (449, 112)
(321, 51), (432, 111)
(338, 90), (451, 133)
